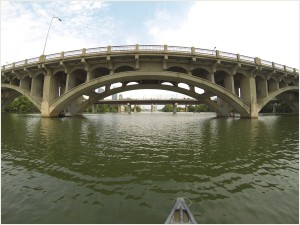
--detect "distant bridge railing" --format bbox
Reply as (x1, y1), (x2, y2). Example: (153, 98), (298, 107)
(2, 44), (299, 75)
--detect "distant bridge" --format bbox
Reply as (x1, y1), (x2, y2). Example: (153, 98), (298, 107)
(95, 98), (205, 114)
(96, 99), (203, 105)
(1, 44), (299, 118)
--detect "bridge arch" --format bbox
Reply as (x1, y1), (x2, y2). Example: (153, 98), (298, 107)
(20, 75), (32, 91)
(167, 66), (188, 74)
(68, 69), (86, 90)
(90, 67), (110, 79)
(114, 65), (135, 73)
(11, 77), (20, 86)
(1, 84), (41, 110)
(257, 86), (299, 112)
(48, 71), (251, 117)
(191, 68), (211, 80)
(75, 84), (223, 115)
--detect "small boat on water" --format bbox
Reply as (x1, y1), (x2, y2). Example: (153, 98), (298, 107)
(165, 197), (198, 224)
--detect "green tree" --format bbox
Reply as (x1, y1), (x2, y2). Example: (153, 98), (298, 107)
(5, 96), (39, 113)
(195, 104), (210, 112)
(187, 105), (195, 112)
(162, 104), (173, 112)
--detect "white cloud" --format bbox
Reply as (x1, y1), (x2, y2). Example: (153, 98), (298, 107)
(145, 1), (299, 68)
(1, 1), (112, 64)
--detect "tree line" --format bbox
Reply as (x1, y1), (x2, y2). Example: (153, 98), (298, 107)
(5, 96), (293, 114)
(161, 104), (212, 112)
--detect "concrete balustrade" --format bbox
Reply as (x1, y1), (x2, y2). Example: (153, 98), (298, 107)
(1, 45), (298, 118)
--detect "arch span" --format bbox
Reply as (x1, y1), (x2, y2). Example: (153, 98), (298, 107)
(75, 84), (223, 115)
(48, 71), (250, 117)
(257, 86), (299, 112)
(1, 84), (42, 110)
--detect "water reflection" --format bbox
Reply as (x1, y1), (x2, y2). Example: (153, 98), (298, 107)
(1, 113), (299, 224)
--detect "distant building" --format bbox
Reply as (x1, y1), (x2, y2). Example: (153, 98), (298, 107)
(112, 93), (118, 100)
(119, 94), (123, 100)
(97, 88), (104, 93)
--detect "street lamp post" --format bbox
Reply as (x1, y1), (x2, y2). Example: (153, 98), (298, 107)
(42, 15), (62, 55)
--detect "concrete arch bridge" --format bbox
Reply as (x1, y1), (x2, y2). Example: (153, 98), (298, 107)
(1, 45), (299, 118)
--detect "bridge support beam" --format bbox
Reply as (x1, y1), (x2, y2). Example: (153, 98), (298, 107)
(92, 104), (97, 113)
(128, 103), (131, 114)
(41, 73), (55, 117)
(241, 76), (258, 118)
(173, 103), (177, 115)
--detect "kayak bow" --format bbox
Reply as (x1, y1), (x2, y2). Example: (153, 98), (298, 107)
(165, 197), (197, 224)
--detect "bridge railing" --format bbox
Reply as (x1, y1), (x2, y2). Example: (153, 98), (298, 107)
(218, 51), (237, 60)
(2, 45), (298, 77)
(168, 46), (191, 53)
(261, 59), (273, 67)
(239, 55), (255, 63)
(139, 45), (164, 52)
(111, 45), (136, 52)
(194, 48), (215, 56)
(85, 46), (107, 54)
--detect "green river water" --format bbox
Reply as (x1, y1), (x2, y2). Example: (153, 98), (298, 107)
(1, 112), (299, 223)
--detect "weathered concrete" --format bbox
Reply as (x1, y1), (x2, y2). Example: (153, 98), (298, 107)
(1, 45), (299, 118)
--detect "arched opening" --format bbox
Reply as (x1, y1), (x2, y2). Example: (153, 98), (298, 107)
(111, 82), (123, 89)
(114, 66), (135, 73)
(195, 87), (204, 94)
(90, 67), (110, 79)
(161, 82), (174, 86)
(192, 68), (210, 80)
(178, 83), (189, 90)
(167, 66), (188, 74)
(126, 82), (139, 86)
(53, 71), (67, 98)
(279, 80), (288, 88)
(255, 76), (268, 99)
(32, 73), (44, 98)
(267, 78), (279, 93)
(68, 69), (87, 90)
(234, 73), (248, 97)
(2, 78), (10, 84)
(20, 76), (32, 91)
(214, 70), (227, 88)
(11, 77), (20, 86)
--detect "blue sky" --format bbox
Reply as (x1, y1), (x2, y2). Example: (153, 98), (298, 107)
(1, 1), (299, 99)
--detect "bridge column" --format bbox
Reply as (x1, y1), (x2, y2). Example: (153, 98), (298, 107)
(118, 105), (121, 113)
(240, 76), (258, 118)
(151, 104), (154, 112)
(225, 74), (235, 93)
(92, 104), (97, 113)
(31, 76), (41, 98)
(128, 103), (131, 114)
(65, 73), (75, 92)
(216, 74), (235, 116)
(268, 79), (279, 93)
(133, 105), (137, 113)
(41, 72), (55, 117)
(208, 73), (215, 83)
(173, 103), (177, 115)
(216, 98), (232, 117)
(256, 78), (268, 99)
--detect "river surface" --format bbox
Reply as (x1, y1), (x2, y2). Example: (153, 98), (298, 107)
(1, 112), (299, 224)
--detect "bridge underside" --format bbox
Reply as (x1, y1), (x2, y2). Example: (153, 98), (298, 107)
(2, 71), (298, 118)
(1, 45), (299, 118)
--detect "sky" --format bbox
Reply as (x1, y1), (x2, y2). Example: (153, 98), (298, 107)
(1, 0), (299, 100)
